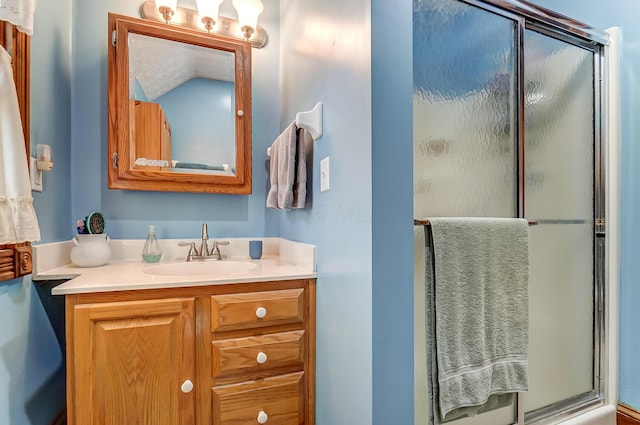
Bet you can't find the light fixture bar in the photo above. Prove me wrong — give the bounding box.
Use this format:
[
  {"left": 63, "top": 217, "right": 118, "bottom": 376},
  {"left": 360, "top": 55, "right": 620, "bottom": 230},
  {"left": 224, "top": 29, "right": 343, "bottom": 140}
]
[{"left": 140, "top": 0, "right": 267, "bottom": 48}]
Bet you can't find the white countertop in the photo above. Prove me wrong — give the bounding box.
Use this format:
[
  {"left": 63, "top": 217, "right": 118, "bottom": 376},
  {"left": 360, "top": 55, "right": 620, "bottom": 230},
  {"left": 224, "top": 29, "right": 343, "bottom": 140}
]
[{"left": 33, "top": 237, "right": 317, "bottom": 295}]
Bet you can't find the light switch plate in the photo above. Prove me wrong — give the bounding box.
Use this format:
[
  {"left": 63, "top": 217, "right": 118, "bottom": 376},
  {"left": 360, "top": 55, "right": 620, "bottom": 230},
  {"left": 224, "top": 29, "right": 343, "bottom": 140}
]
[
  {"left": 320, "top": 157, "right": 330, "bottom": 192},
  {"left": 30, "top": 157, "right": 42, "bottom": 192}
]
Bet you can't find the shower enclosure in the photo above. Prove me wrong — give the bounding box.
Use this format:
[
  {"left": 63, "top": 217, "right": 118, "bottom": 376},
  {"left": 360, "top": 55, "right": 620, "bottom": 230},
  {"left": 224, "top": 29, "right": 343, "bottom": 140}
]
[{"left": 413, "top": 0, "right": 613, "bottom": 424}]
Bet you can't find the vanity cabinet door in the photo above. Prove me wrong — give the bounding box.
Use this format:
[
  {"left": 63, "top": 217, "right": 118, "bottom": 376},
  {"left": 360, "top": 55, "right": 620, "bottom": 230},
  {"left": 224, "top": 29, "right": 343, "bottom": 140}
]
[{"left": 70, "top": 297, "right": 196, "bottom": 425}]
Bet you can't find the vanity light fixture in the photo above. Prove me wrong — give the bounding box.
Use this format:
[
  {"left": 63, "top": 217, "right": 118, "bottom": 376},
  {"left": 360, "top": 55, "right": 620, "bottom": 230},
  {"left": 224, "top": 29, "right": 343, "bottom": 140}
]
[
  {"left": 231, "top": 0, "right": 263, "bottom": 40},
  {"left": 142, "top": 0, "right": 267, "bottom": 48},
  {"left": 154, "top": 0, "right": 178, "bottom": 23},
  {"left": 195, "top": 0, "right": 223, "bottom": 32}
]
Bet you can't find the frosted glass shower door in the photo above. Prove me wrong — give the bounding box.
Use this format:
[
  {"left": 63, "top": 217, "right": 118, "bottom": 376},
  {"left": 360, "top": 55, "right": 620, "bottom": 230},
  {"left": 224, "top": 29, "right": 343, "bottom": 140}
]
[
  {"left": 413, "top": 1, "right": 605, "bottom": 424},
  {"left": 413, "top": 1, "right": 519, "bottom": 424},
  {"left": 523, "top": 29, "right": 598, "bottom": 417},
  {"left": 413, "top": 0, "right": 518, "bottom": 219}
]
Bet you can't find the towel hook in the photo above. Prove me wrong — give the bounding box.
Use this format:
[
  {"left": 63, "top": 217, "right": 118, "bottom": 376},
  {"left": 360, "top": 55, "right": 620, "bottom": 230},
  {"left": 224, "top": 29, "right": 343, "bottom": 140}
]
[
  {"left": 267, "top": 102, "right": 324, "bottom": 157},
  {"left": 295, "top": 102, "right": 323, "bottom": 141}
]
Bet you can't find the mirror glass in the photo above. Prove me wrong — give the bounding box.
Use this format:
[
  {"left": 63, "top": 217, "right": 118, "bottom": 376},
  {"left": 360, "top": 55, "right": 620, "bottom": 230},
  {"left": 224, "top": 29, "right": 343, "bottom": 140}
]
[
  {"left": 128, "top": 34, "right": 236, "bottom": 175},
  {"left": 108, "top": 13, "right": 252, "bottom": 194}
]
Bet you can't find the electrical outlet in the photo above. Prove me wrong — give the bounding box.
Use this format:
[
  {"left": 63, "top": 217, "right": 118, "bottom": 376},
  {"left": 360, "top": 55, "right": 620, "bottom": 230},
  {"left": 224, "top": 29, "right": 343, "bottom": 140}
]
[
  {"left": 320, "top": 157, "right": 330, "bottom": 192},
  {"left": 30, "top": 157, "right": 42, "bottom": 192}
]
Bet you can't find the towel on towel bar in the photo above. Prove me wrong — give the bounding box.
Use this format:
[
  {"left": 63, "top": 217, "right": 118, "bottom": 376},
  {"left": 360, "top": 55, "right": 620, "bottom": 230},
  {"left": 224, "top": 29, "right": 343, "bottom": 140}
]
[
  {"left": 424, "top": 217, "right": 529, "bottom": 423},
  {"left": 266, "top": 122, "right": 306, "bottom": 210}
]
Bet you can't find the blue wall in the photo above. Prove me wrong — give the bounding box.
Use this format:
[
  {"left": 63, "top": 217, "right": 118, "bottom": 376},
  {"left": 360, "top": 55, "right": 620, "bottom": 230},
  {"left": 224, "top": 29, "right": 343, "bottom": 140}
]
[
  {"left": 371, "top": 1, "right": 415, "bottom": 424},
  {"left": 30, "top": 0, "right": 72, "bottom": 242},
  {"left": 157, "top": 78, "right": 235, "bottom": 166},
  {"left": 278, "top": 0, "right": 373, "bottom": 423}
]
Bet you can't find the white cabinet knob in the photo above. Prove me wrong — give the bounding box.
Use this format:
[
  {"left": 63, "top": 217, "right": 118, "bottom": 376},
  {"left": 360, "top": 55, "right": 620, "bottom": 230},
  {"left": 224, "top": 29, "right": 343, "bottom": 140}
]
[
  {"left": 237, "top": 109, "right": 244, "bottom": 116},
  {"left": 255, "top": 307, "right": 267, "bottom": 319},
  {"left": 257, "top": 410, "right": 268, "bottom": 424},
  {"left": 256, "top": 352, "right": 268, "bottom": 364},
  {"left": 181, "top": 379, "right": 194, "bottom": 394}
]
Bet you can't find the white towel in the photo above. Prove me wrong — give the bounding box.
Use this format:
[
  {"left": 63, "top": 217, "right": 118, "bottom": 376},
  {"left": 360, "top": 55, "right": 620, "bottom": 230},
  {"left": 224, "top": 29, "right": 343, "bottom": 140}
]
[
  {"left": 425, "top": 217, "right": 529, "bottom": 422},
  {"left": 0, "top": 45, "right": 40, "bottom": 244},
  {"left": 0, "top": 0, "right": 36, "bottom": 36},
  {"left": 266, "top": 122, "right": 306, "bottom": 210}
]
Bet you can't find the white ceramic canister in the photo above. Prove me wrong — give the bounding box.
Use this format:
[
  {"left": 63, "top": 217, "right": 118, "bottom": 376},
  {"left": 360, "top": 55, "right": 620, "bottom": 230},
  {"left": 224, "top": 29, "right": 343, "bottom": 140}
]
[{"left": 70, "top": 234, "right": 111, "bottom": 267}]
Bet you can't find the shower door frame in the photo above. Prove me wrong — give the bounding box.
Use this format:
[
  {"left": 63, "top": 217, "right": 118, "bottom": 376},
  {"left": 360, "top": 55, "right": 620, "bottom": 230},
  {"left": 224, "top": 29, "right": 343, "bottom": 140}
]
[{"left": 447, "top": 1, "right": 608, "bottom": 424}]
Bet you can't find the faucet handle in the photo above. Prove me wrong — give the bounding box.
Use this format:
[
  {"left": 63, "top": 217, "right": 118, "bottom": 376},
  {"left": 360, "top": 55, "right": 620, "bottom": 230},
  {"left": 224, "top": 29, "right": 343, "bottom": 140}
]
[
  {"left": 211, "top": 240, "right": 230, "bottom": 251},
  {"left": 211, "top": 240, "right": 230, "bottom": 260},
  {"left": 178, "top": 241, "right": 197, "bottom": 261}
]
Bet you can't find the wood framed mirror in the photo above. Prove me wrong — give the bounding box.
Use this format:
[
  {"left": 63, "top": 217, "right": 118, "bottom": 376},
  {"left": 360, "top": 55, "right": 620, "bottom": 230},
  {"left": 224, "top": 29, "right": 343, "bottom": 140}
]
[{"left": 108, "top": 13, "right": 252, "bottom": 194}]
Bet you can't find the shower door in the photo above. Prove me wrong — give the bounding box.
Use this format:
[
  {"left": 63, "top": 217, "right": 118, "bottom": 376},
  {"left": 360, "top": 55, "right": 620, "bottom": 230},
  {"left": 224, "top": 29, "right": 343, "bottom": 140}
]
[{"left": 413, "top": 0, "right": 606, "bottom": 424}]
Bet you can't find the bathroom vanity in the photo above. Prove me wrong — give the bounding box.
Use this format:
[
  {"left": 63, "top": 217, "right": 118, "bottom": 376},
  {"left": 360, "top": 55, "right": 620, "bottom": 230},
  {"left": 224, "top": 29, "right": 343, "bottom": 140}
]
[
  {"left": 66, "top": 278, "right": 314, "bottom": 425},
  {"left": 33, "top": 238, "right": 316, "bottom": 425}
]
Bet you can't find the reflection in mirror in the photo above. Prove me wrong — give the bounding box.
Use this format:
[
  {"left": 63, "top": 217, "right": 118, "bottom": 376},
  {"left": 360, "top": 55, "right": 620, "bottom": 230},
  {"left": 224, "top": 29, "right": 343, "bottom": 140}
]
[
  {"left": 128, "top": 33, "right": 237, "bottom": 175},
  {"left": 108, "top": 13, "right": 252, "bottom": 194}
]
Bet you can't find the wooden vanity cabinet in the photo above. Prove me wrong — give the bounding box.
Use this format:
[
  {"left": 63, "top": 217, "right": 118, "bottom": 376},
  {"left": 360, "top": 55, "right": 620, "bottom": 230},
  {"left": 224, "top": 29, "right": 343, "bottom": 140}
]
[{"left": 65, "top": 279, "right": 315, "bottom": 425}]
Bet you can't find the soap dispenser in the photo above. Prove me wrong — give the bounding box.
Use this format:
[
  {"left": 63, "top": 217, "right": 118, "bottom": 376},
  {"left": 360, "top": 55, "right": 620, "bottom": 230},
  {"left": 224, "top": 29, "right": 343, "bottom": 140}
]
[{"left": 142, "top": 225, "right": 162, "bottom": 263}]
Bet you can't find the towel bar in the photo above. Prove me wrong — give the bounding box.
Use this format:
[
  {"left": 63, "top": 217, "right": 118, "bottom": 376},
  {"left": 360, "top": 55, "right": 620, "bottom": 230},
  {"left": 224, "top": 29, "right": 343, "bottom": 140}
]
[
  {"left": 414, "top": 218, "right": 538, "bottom": 226},
  {"left": 267, "top": 102, "right": 324, "bottom": 157}
]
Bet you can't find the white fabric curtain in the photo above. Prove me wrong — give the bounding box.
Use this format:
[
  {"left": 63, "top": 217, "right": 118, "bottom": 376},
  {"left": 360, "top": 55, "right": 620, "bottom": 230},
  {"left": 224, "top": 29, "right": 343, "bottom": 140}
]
[
  {"left": 0, "top": 45, "right": 40, "bottom": 244},
  {"left": 0, "top": 0, "right": 36, "bottom": 35}
]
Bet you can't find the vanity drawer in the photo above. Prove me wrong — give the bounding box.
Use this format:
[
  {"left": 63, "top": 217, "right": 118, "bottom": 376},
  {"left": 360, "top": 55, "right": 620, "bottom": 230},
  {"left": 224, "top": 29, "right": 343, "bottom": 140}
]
[
  {"left": 212, "top": 330, "right": 304, "bottom": 378},
  {"left": 212, "top": 372, "right": 304, "bottom": 424},
  {"left": 210, "top": 289, "right": 304, "bottom": 332}
]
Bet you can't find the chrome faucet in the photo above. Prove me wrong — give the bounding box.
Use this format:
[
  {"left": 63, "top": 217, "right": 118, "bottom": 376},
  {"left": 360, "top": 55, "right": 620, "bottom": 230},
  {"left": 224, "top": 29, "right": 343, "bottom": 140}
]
[
  {"left": 200, "top": 223, "right": 210, "bottom": 257},
  {"left": 177, "top": 223, "right": 229, "bottom": 261}
]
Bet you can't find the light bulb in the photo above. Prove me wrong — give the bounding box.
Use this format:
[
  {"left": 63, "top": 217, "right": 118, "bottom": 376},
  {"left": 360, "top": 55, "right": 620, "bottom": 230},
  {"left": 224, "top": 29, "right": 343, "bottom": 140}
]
[
  {"left": 196, "top": 0, "right": 223, "bottom": 32},
  {"left": 232, "top": 0, "right": 264, "bottom": 39}
]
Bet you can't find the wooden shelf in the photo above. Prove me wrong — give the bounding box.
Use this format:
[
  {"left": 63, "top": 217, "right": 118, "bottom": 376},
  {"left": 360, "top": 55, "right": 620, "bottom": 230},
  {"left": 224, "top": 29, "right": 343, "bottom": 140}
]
[{"left": 0, "top": 243, "right": 33, "bottom": 282}]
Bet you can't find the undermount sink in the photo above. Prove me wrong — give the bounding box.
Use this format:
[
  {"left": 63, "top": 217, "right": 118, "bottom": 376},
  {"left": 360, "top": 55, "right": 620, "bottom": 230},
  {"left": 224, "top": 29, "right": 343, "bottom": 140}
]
[{"left": 144, "top": 260, "right": 257, "bottom": 276}]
